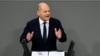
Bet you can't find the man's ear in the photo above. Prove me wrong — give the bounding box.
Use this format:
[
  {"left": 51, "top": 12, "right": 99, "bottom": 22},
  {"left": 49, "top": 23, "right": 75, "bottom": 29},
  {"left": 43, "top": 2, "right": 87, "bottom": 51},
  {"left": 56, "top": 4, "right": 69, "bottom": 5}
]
[{"left": 37, "top": 11, "right": 40, "bottom": 16}]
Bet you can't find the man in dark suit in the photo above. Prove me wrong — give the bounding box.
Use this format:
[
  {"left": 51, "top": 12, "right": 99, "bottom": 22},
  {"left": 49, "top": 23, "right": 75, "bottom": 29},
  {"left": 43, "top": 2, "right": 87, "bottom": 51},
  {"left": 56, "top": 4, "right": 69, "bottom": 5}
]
[{"left": 20, "top": 2, "right": 67, "bottom": 51}]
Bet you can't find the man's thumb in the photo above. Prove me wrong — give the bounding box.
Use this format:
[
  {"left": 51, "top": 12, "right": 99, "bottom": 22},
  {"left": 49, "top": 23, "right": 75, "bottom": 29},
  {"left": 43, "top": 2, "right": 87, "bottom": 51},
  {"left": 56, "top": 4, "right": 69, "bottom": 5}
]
[
  {"left": 31, "top": 31, "right": 34, "bottom": 34},
  {"left": 54, "top": 28, "right": 57, "bottom": 32}
]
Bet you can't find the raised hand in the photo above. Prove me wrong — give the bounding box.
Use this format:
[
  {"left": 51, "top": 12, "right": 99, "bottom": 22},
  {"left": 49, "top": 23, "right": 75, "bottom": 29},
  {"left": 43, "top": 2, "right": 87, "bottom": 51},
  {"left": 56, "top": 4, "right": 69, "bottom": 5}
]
[
  {"left": 26, "top": 31, "right": 34, "bottom": 41},
  {"left": 54, "top": 28, "right": 62, "bottom": 39}
]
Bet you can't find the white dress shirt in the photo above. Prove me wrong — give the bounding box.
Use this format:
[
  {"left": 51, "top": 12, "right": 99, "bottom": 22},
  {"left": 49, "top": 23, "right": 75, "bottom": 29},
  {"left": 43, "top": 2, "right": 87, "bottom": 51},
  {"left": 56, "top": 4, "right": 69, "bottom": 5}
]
[{"left": 39, "top": 18, "right": 49, "bottom": 38}]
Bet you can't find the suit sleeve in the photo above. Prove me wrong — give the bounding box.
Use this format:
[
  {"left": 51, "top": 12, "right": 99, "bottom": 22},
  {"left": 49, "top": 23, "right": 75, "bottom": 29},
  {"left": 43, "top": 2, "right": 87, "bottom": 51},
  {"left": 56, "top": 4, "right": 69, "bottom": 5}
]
[
  {"left": 20, "top": 22, "right": 32, "bottom": 43},
  {"left": 57, "top": 20, "right": 67, "bottom": 42}
]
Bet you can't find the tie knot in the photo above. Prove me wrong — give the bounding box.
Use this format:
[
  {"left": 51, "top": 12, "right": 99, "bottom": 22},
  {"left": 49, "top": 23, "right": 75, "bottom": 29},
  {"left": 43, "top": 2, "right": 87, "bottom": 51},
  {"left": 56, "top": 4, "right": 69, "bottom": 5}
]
[{"left": 43, "top": 22, "right": 46, "bottom": 25}]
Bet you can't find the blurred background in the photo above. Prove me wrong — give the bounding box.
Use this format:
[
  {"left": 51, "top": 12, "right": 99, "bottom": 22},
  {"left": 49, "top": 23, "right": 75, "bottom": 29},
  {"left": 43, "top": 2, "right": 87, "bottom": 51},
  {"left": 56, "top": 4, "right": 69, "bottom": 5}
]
[{"left": 0, "top": 0, "right": 100, "bottom": 56}]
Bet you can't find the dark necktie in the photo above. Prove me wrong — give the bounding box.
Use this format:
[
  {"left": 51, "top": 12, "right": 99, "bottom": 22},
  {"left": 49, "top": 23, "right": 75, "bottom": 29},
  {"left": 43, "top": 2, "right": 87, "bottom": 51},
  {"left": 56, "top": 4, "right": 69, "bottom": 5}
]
[{"left": 43, "top": 22, "right": 47, "bottom": 42}]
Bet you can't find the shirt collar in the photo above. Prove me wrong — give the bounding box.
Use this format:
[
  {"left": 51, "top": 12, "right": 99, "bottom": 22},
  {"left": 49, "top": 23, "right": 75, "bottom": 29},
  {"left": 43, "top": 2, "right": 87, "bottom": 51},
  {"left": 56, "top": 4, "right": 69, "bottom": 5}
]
[{"left": 39, "top": 17, "right": 49, "bottom": 25}]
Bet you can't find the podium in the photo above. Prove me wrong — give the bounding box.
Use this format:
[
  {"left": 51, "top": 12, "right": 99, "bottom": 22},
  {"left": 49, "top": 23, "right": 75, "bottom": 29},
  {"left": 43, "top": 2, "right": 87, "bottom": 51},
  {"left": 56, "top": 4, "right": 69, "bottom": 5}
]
[
  {"left": 21, "top": 39, "right": 75, "bottom": 56},
  {"left": 31, "top": 51, "right": 66, "bottom": 56}
]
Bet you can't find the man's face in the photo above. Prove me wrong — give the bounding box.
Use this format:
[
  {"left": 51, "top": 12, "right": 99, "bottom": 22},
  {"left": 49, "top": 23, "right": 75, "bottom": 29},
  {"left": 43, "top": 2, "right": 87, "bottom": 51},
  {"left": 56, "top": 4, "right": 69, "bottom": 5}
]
[{"left": 37, "top": 4, "right": 51, "bottom": 21}]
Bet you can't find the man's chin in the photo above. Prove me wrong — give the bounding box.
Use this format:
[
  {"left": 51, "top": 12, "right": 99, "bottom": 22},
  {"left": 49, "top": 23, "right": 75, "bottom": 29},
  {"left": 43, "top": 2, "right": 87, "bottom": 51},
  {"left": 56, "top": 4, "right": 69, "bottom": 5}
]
[{"left": 44, "top": 17, "right": 50, "bottom": 21}]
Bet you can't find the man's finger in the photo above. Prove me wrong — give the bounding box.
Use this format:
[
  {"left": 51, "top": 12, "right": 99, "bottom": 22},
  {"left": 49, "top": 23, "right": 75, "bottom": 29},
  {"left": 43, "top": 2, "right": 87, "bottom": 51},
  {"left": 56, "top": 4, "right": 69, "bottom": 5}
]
[
  {"left": 58, "top": 28, "right": 61, "bottom": 31},
  {"left": 27, "top": 32, "right": 31, "bottom": 35},
  {"left": 54, "top": 28, "right": 57, "bottom": 32},
  {"left": 31, "top": 31, "right": 34, "bottom": 37},
  {"left": 31, "top": 31, "right": 34, "bottom": 34}
]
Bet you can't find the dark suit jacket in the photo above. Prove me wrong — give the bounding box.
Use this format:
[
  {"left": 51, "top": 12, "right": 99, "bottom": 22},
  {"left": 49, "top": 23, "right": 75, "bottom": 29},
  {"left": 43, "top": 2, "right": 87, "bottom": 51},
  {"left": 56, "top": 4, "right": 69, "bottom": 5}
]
[{"left": 20, "top": 17, "right": 67, "bottom": 51}]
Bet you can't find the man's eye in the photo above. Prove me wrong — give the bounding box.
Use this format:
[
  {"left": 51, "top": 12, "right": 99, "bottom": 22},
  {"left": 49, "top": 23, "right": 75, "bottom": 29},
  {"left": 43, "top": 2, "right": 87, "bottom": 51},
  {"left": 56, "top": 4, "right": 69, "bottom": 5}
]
[
  {"left": 48, "top": 10, "right": 50, "bottom": 12},
  {"left": 44, "top": 11, "right": 47, "bottom": 13}
]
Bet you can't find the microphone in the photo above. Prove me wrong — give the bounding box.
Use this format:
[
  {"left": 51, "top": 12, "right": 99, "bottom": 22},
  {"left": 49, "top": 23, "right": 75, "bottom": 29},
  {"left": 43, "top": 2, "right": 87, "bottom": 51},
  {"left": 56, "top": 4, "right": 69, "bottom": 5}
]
[{"left": 21, "top": 39, "right": 31, "bottom": 56}]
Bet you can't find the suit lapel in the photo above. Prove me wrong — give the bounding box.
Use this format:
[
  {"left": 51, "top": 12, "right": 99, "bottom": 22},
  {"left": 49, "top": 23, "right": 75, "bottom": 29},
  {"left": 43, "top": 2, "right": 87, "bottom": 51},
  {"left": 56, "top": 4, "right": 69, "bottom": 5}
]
[
  {"left": 36, "top": 18, "right": 43, "bottom": 40},
  {"left": 48, "top": 18, "right": 53, "bottom": 40}
]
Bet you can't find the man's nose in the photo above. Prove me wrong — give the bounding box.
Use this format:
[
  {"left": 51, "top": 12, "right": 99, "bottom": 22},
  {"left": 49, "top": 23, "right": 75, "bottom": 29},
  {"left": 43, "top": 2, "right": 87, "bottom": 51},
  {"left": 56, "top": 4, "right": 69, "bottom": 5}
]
[{"left": 46, "top": 11, "right": 50, "bottom": 15}]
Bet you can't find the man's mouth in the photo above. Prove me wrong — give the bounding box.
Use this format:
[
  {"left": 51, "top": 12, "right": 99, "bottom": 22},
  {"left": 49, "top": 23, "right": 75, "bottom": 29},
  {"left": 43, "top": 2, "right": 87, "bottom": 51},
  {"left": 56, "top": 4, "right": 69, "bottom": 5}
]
[{"left": 46, "top": 15, "right": 50, "bottom": 17}]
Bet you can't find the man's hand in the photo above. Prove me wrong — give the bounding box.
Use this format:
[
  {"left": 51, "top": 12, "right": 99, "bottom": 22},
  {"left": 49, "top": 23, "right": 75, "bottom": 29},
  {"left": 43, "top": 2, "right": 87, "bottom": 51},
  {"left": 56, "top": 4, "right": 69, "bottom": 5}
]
[
  {"left": 26, "top": 31, "right": 34, "bottom": 41},
  {"left": 54, "top": 28, "right": 62, "bottom": 39}
]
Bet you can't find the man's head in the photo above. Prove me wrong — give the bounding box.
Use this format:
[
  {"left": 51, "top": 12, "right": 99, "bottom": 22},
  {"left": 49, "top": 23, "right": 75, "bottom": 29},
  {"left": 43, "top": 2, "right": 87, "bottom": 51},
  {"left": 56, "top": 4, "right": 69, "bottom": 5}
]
[{"left": 37, "top": 2, "right": 51, "bottom": 21}]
